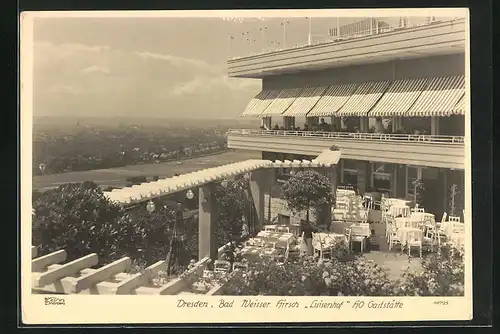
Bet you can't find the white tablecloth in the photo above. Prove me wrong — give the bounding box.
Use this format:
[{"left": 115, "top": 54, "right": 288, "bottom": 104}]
[
  {"left": 410, "top": 212, "right": 435, "bottom": 224},
  {"left": 394, "top": 217, "right": 421, "bottom": 229},
  {"left": 448, "top": 232, "right": 465, "bottom": 250},
  {"left": 396, "top": 227, "right": 423, "bottom": 245}
]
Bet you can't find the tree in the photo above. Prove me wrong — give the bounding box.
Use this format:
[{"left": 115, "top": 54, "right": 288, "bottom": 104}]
[
  {"left": 32, "top": 182, "right": 126, "bottom": 265},
  {"left": 281, "top": 169, "right": 333, "bottom": 224},
  {"left": 213, "top": 178, "right": 248, "bottom": 247}
]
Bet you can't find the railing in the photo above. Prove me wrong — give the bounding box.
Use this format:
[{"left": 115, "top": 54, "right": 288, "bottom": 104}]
[
  {"left": 227, "top": 129, "right": 465, "bottom": 144},
  {"left": 229, "top": 17, "right": 462, "bottom": 61}
]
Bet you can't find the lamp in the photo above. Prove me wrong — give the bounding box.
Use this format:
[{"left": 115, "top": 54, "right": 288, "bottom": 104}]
[
  {"left": 243, "top": 172, "right": 251, "bottom": 181},
  {"left": 186, "top": 189, "right": 195, "bottom": 200},
  {"left": 221, "top": 179, "right": 229, "bottom": 188},
  {"left": 146, "top": 200, "right": 155, "bottom": 213},
  {"left": 39, "top": 163, "right": 46, "bottom": 173},
  {"left": 290, "top": 170, "right": 295, "bottom": 176}
]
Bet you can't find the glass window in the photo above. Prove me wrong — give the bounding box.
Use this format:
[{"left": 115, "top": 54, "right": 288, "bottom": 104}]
[
  {"left": 407, "top": 166, "right": 419, "bottom": 196},
  {"left": 343, "top": 170, "right": 358, "bottom": 187},
  {"left": 373, "top": 173, "right": 391, "bottom": 193},
  {"left": 343, "top": 159, "right": 358, "bottom": 170}
]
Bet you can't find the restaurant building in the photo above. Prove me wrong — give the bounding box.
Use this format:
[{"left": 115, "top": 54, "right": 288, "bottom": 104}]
[{"left": 226, "top": 17, "right": 467, "bottom": 217}]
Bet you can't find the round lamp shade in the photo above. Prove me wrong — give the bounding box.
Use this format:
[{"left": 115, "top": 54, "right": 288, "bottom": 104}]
[{"left": 146, "top": 200, "right": 156, "bottom": 213}]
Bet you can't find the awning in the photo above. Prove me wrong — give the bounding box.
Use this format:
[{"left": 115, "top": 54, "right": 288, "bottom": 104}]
[
  {"left": 337, "top": 81, "right": 390, "bottom": 116},
  {"left": 282, "top": 86, "right": 328, "bottom": 117},
  {"left": 241, "top": 90, "right": 281, "bottom": 117},
  {"left": 369, "top": 78, "right": 429, "bottom": 117},
  {"left": 406, "top": 75, "right": 465, "bottom": 116},
  {"left": 260, "top": 88, "right": 304, "bottom": 116},
  {"left": 452, "top": 93, "right": 466, "bottom": 115},
  {"left": 307, "top": 83, "right": 357, "bottom": 117}
]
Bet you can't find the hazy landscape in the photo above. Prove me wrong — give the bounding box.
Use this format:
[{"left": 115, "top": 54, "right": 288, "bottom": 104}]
[{"left": 32, "top": 116, "right": 260, "bottom": 190}]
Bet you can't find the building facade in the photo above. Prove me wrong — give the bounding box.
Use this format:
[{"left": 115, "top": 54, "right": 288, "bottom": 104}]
[{"left": 226, "top": 17, "right": 467, "bottom": 218}]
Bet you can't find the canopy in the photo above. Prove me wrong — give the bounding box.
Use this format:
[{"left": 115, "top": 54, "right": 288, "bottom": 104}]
[
  {"left": 282, "top": 86, "right": 327, "bottom": 117},
  {"left": 369, "top": 78, "right": 429, "bottom": 117},
  {"left": 240, "top": 90, "right": 281, "bottom": 117},
  {"left": 405, "top": 75, "right": 465, "bottom": 117},
  {"left": 307, "top": 83, "right": 357, "bottom": 117},
  {"left": 337, "top": 81, "right": 390, "bottom": 116},
  {"left": 260, "top": 88, "right": 304, "bottom": 116}
]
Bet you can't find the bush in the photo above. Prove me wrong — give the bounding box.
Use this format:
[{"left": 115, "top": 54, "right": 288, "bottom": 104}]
[
  {"left": 398, "top": 244, "right": 465, "bottom": 296},
  {"left": 224, "top": 246, "right": 398, "bottom": 296},
  {"left": 32, "top": 182, "right": 126, "bottom": 265}
]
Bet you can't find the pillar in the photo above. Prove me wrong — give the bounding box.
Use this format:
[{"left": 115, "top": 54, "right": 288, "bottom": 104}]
[
  {"left": 443, "top": 169, "right": 448, "bottom": 214},
  {"left": 318, "top": 165, "right": 337, "bottom": 229},
  {"left": 356, "top": 161, "right": 370, "bottom": 195},
  {"left": 198, "top": 184, "right": 218, "bottom": 261},
  {"left": 391, "top": 164, "right": 398, "bottom": 197},
  {"left": 431, "top": 117, "right": 439, "bottom": 135},
  {"left": 360, "top": 117, "right": 369, "bottom": 132},
  {"left": 249, "top": 169, "right": 269, "bottom": 232}
]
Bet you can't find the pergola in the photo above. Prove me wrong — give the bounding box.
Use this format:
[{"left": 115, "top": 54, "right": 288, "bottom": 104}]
[{"left": 103, "top": 148, "right": 341, "bottom": 262}]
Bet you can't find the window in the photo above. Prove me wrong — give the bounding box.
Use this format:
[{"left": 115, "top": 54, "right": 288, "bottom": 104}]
[
  {"left": 406, "top": 166, "right": 422, "bottom": 197},
  {"left": 372, "top": 163, "right": 392, "bottom": 193},
  {"left": 343, "top": 170, "right": 358, "bottom": 187}
]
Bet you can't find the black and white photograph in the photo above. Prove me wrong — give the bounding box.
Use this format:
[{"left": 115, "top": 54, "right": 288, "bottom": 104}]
[{"left": 21, "top": 9, "right": 471, "bottom": 324}]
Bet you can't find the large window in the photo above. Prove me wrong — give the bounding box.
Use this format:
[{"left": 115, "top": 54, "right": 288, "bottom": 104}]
[
  {"left": 341, "top": 159, "right": 358, "bottom": 186},
  {"left": 406, "top": 166, "right": 422, "bottom": 197},
  {"left": 371, "top": 163, "right": 392, "bottom": 193}
]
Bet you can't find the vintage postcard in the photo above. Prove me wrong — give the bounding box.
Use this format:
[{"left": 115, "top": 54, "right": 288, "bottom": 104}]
[{"left": 21, "top": 8, "right": 472, "bottom": 324}]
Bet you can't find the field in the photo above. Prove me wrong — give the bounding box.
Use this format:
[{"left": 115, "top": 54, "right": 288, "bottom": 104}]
[{"left": 33, "top": 149, "right": 262, "bottom": 191}]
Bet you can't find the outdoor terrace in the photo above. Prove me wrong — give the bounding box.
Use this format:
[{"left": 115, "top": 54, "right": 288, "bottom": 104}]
[
  {"left": 228, "top": 18, "right": 465, "bottom": 78},
  {"left": 227, "top": 129, "right": 466, "bottom": 170}
]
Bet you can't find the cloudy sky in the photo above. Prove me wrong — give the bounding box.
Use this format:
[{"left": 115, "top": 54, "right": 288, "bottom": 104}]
[{"left": 31, "top": 14, "right": 445, "bottom": 119}]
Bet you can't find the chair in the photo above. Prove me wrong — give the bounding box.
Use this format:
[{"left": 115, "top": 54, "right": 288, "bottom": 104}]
[
  {"left": 264, "top": 225, "right": 277, "bottom": 232},
  {"left": 276, "top": 246, "right": 290, "bottom": 266},
  {"left": 423, "top": 225, "right": 441, "bottom": 252},
  {"left": 448, "top": 216, "right": 461, "bottom": 223},
  {"left": 407, "top": 230, "right": 423, "bottom": 258},
  {"left": 276, "top": 226, "right": 290, "bottom": 233},
  {"left": 203, "top": 270, "right": 215, "bottom": 279},
  {"left": 214, "top": 260, "right": 231, "bottom": 273},
  {"left": 232, "top": 262, "right": 248, "bottom": 271},
  {"left": 412, "top": 207, "right": 425, "bottom": 213},
  {"left": 345, "top": 227, "right": 365, "bottom": 253},
  {"left": 388, "top": 226, "right": 403, "bottom": 252}
]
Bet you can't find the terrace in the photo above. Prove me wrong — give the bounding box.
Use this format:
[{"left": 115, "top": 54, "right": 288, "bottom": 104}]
[
  {"left": 228, "top": 17, "right": 465, "bottom": 78},
  {"left": 31, "top": 148, "right": 465, "bottom": 295}
]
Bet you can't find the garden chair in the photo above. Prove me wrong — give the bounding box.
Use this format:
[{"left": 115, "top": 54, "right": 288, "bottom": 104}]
[
  {"left": 276, "top": 226, "right": 290, "bottom": 233},
  {"left": 407, "top": 230, "right": 424, "bottom": 258},
  {"left": 276, "top": 246, "right": 290, "bottom": 266},
  {"left": 388, "top": 226, "right": 403, "bottom": 252},
  {"left": 412, "top": 207, "right": 425, "bottom": 213},
  {"left": 214, "top": 260, "right": 231, "bottom": 274},
  {"left": 423, "top": 226, "right": 441, "bottom": 252},
  {"left": 203, "top": 270, "right": 215, "bottom": 279},
  {"left": 232, "top": 262, "right": 248, "bottom": 271},
  {"left": 448, "top": 216, "right": 461, "bottom": 223},
  {"left": 264, "top": 225, "right": 277, "bottom": 232}
]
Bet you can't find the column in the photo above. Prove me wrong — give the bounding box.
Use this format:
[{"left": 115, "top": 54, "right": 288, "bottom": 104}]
[
  {"left": 318, "top": 166, "right": 337, "bottom": 229},
  {"left": 249, "top": 169, "right": 269, "bottom": 232},
  {"left": 391, "top": 164, "right": 398, "bottom": 197},
  {"left": 198, "top": 184, "right": 218, "bottom": 261},
  {"left": 442, "top": 169, "right": 448, "bottom": 214},
  {"left": 431, "top": 117, "right": 439, "bottom": 135},
  {"left": 360, "top": 117, "right": 369, "bottom": 132},
  {"left": 356, "top": 161, "right": 369, "bottom": 195}
]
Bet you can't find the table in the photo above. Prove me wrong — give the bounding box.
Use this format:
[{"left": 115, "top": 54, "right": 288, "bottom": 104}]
[
  {"left": 441, "top": 222, "right": 465, "bottom": 237},
  {"left": 410, "top": 212, "right": 435, "bottom": 224},
  {"left": 240, "top": 246, "right": 278, "bottom": 261},
  {"left": 394, "top": 217, "right": 421, "bottom": 229},
  {"left": 256, "top": 231, "right": 296, "bottom": 248},
  {"left": 396, "top": 227, "right": 423, "bottom": 245},
  {"left": 350, "top": 224, "right": 371, "bottom": 237},
  {"left": 448, "top": 232, "right": 465, "bottom": 250}
]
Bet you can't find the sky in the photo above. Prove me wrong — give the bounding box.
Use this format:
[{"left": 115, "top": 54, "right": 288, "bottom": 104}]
[{"left": 31, "top": 14, "right": 450, "bottom": 119}]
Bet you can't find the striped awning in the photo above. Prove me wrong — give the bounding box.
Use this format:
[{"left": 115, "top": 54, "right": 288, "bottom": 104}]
[
  {"left": 260, "top": 88, "right": 303, "bottom": 116},
  {"left": 452, "top": 94, "right": 466, "bottom": 115},
  {"left": 369, "top": 78, "right": 429, "bottom": 117},
  {"left": 337, "top": 81, "right": 390, "bottom": 116},
  {"left": 307, "top": 83, "right": 357, "bottom": 117},
  {"left": 406, "top": 75, "right": 465, "bottom": 116},
  {"left": 282, "top": 86, "right": 328, "bottom": 117},
  {"left": 241, "top": 90, "right": 281, "bottom": 117}
]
